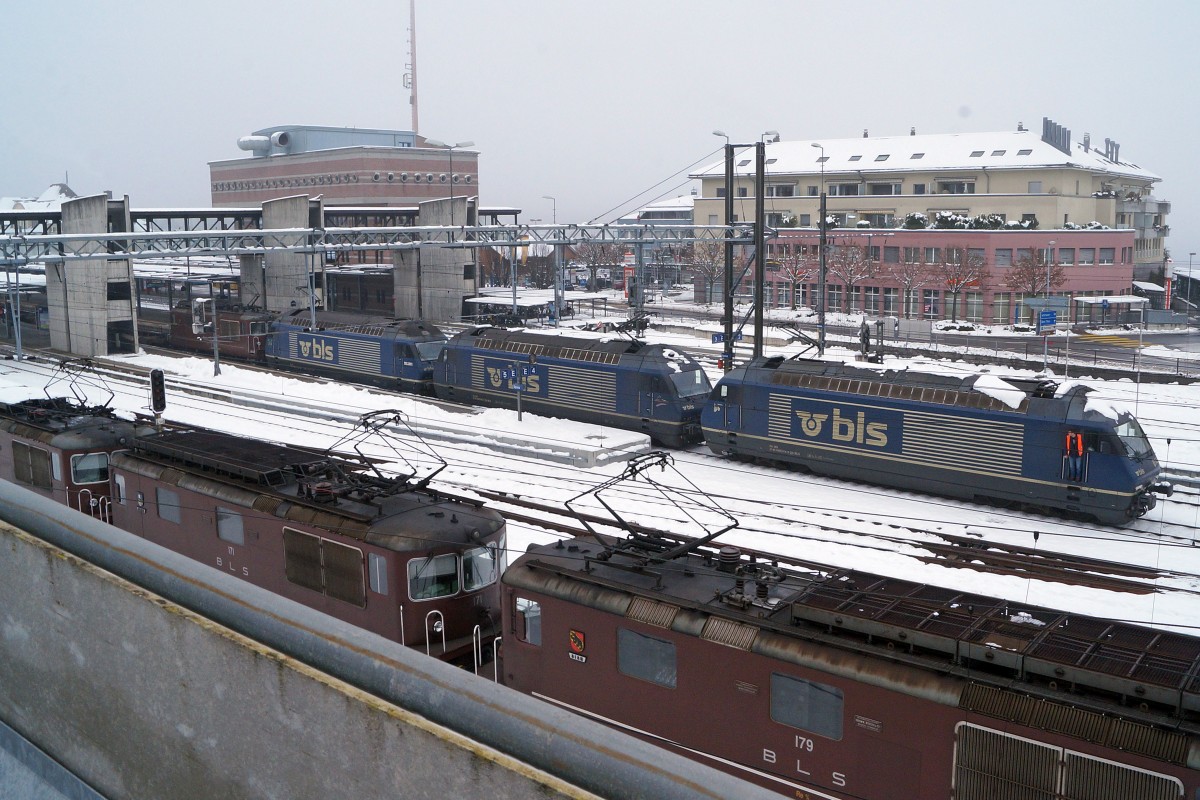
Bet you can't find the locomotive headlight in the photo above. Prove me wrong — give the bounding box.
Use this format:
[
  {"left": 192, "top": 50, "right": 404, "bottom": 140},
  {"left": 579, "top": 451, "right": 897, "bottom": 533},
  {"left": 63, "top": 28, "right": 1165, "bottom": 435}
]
[{"left": 432, "top": 620, "right": 444, "bottom": 634}]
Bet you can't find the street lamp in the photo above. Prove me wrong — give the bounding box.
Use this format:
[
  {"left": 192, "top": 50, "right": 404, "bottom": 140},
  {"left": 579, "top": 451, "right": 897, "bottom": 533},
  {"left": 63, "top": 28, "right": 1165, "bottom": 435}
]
[
  {"left": 811, "top": 143, "right": 827, "bottom": 355},
  {"left": 423, "top": 138, "right": 474, "bottom": 225},
  {"left": 543, "top": 195, "right": 560, "bottom": 326}
]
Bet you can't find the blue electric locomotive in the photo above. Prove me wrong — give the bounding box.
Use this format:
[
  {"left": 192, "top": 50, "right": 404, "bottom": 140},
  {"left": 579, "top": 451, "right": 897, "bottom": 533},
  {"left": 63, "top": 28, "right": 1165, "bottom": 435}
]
[
  {"left": 432, "top": 326, "right": 712, "bottom": 448},
  {"left": 264, "top": 309, "right": 447, "bottom": 394},
  {"left": 702, "top": 356, "right": 1172, "bottom": 525}
]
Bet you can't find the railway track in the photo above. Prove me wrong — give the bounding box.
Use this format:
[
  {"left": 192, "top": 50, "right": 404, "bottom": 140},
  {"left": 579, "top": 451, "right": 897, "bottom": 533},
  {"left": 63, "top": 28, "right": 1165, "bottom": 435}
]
[{"left": 475, "top": 488, "right": 1189, "bottom": 597}]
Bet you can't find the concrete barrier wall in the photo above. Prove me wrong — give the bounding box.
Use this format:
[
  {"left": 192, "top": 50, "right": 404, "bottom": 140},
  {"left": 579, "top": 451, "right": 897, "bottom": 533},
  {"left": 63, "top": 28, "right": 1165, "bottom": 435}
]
[
  {"left": 0, "top": 523, "right": 589, "bottom": 800},
  {"left": 0, "top": 482, "right": 776, "bottom": 800}
]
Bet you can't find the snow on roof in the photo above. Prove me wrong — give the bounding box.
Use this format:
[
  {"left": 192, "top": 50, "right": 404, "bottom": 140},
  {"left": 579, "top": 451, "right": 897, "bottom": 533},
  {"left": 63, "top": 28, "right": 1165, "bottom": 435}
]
[
  {"left": 970, "top": 374, "right": 1024, "bottom": 409},
  {"left": 0, "top": 183, "right": 78, "bottom": 212},
  {"left": 1132, "top": 281, "right": 1165, "bottom": 292},
  {"left": 690, "top": 129, "right": 1160, "bottom": 182}
]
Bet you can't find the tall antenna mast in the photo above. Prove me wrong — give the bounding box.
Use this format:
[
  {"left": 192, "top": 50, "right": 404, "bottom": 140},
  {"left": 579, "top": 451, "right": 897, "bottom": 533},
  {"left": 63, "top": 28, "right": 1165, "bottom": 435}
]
[{"left": 406, "top": 0, "right": 419, "bottom": 134}]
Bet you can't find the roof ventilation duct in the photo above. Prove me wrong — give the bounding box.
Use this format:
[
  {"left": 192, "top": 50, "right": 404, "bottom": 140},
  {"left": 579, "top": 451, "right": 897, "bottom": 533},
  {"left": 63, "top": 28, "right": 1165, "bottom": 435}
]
[
  {"left": 270, "top": 131, "right": 291, "bottom": 151},
  {"left": 237, "top": 135, "right": 271, "bottom": 156}
]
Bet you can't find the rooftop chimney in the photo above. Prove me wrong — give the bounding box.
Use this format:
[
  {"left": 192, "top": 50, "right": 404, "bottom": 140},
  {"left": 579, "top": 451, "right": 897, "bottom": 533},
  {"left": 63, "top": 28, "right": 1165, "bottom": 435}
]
[
  {"left": 1017, "top": 121, "right": 1026, "bottom": 132},
  {"left": 863, "top": 129, "right": 868, "bottom": 138},
  {"left": 910, "top": 127, "right": 916, "bottom": 136}
]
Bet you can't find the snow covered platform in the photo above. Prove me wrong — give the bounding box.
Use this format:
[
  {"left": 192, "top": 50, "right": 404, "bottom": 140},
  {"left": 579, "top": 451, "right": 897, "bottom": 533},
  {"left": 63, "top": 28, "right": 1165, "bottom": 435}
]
[{"left": 105, "top": 355, "right": 653, "bottom": 469}]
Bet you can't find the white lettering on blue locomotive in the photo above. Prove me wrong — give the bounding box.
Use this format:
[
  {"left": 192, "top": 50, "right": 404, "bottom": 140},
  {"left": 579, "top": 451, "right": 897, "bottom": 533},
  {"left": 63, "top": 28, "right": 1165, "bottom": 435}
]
[{"left": 298, "top": 337, "right": 335, "bottom": 362}]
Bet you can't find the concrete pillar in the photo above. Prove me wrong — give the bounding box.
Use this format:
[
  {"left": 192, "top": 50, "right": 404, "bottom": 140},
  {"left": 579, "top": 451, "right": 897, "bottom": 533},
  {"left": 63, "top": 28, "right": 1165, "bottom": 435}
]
[
  {"left": 394, "top": 196, "right": 476, "bottom": 321},
  {"left": 261, "top": 195, "right": 322, "bottom": 316},
  {"left": 52, "top": 194, "right": 139, "bottom": 356}
]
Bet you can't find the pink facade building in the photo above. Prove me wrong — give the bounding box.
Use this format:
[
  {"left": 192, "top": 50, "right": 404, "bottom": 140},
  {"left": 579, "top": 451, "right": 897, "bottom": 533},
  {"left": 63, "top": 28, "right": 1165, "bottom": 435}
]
[{"left": 765, "top": 228, "right": 1137, "bottom": 326}]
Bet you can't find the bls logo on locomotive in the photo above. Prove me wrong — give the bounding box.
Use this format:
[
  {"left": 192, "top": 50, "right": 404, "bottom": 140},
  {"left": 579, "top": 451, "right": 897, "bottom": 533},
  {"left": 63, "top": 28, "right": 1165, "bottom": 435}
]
[
  {"left": 795, "top": 407, "right": 888, "bottom": 447},
  {"left": 298, "top": 337, "right": 335, "bottom": 362}
]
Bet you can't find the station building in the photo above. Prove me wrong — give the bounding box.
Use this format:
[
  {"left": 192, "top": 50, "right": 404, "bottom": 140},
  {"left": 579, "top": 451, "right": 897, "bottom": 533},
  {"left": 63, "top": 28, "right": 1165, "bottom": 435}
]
[{"left": 208, "top": 125, "right": 479, "bottom": 208}]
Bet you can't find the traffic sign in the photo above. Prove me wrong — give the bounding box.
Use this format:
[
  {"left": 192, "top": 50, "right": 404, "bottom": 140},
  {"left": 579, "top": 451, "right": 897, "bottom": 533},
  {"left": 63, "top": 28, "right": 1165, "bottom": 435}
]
[{"left": 1038, "top": 309, "right": 1057, "bottom": 335}]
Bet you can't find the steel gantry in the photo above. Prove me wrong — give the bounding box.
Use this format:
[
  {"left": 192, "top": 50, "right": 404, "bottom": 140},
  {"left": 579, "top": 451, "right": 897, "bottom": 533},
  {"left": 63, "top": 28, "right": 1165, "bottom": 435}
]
[{"left": 1, "top": 222, "right": 756, "bottom": 264}]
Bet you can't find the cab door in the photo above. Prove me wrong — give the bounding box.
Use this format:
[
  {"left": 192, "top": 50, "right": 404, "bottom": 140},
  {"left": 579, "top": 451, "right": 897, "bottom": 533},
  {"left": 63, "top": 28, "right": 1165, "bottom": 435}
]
[{"left": 718, "top": 383, "right": 742, "bottom": 429}]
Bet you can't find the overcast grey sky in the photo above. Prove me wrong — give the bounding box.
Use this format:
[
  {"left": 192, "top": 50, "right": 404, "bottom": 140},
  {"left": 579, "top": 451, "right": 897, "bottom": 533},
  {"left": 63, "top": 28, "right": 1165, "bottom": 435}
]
[{"left": 5, "top": 0, "right": 1199, "bottom": 268}]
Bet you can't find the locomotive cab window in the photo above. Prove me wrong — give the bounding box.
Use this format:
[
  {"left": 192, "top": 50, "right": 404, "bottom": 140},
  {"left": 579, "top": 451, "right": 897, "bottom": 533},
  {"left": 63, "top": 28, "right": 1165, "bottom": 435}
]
[
  {"left": 617, "top": 628, "right": 677, "bottom": 689},
  {"left": 1115, "top": 418, "right": 1153, "bottom": 459},
  {"left": 414, "top": 340, "right": 446, "bottom": 362},
  {"left": 770, "top": 673, "right": 844, "bottom": 740},
  {"left": 668, "top": 369, "right": 711, "bottom": 398},
  {"left": 249, "top": 321, "right": 268, "bottom": 336},
  {"left": 515, "top": 597, "right": 541, "bottom": 646},
  {"left": 463, "top": 543, "right": 500, "bottom": 591},
  {"left": 70, "top": 452, "right": 110, "bottom": 485},
  {"left": 408, "top": 553, "right": 460, "bottom": 600}
]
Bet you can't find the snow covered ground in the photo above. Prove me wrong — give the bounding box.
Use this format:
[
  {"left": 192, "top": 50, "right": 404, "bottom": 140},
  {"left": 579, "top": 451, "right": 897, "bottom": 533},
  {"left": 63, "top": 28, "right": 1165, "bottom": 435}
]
[{"left": 3, "top": 323, "right": 1200, "bottom": 638}]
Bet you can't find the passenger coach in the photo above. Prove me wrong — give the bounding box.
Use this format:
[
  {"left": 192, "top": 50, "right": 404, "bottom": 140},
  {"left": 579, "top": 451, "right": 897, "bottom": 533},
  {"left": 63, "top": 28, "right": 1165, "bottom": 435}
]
[
  {"left": 433, "top": 326, "right": 711, "bottom": 448},
  {"left": 702, "top": 356, "right": 1170, "bottom": 524}
]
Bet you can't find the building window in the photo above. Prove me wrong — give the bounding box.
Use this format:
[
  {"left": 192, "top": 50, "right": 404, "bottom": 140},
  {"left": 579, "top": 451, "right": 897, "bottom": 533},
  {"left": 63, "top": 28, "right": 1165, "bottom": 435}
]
[
  {"left": 883, "top": 246, "right": 900, "bottom": 263},
  {"left": 970, "top": 151, "right": 984, "bottom": 157},
  {"left": 995, "top": 248, "right": 1013, "bottom": 267},
  {"left": 1021, "top": 213, "right": 1038, "bottom": 224},
  {"left": 991, "top": 150, "right": 1006, "bottom": 157},
  {"left": 922, "top": 289, "right": 941, "bottom": 318},
  {"left": 883, "top": 288, "right": 899, "bottom": 314},
  {"left": 924, "top": 247, "right": 941, "bottom": 263},
  {"left": 156, "top": 487, "right": 181, "bottom": 524},
  {"left": 807, "top": 186, "right": 819, "bottom": 196},
  {"left": 968, "top": 248, "right": 985, "bottom": 263},
  {"left": 868, "top": 183, "right": 901, "bottom": 196},
  {"left": 848, "top": 155, "right": 862, "bottom": 162},
  {"left": 798, "top": 214, "right": 811, "bottom": 227},
  {"left": 1028, "top": 181, "right": 1042, "bottom": 193},
  {"left": 618, "top": 628, "right": 677, "bottom": 689},
  {"left": 770, "top": 673, "right": 843, "bottom": 740},
  {"left": 1017, "top": 148, "right": 1033, "bottom": 156},
  {"left": 766, "top": 184, "right": 796, "bottom": 197},
  {"left": 874, "top": 154, "right": 890, "bottom": 162},
  {"left": 828, "top": 183, "right": 860, "bottom": 196},
  {"left": 715, "top": 187, "right": 726, "bottom": 198},
  {"left": 865, "top": 213, "right": 894, "bottom": 227},
  {"left": 937, "top": 181, "right": 975, "bottom": 194},
  {"left": 1099, "top": 248, "right": 1115, "bottom": 265},
  {"left": 910, "top": 153, "right": 925, "bottom": 159},
  {"left": 864, "top": 286, "right": 880, "bottom": 314},
  {"left": 708, "top": 214, "right": 719, "bottom": 225},
  {"left": 1016, "top": 248, "right": 1033, "bottom": 263},
  {"left": 912, "top": 183, "right": 926, "bottom": 195},
  {"left": 1079, "top": 248, "right": 1096, "bottom": 265},
  {"left": 737, "top": 187, "right": 748, "bottom": 197}
]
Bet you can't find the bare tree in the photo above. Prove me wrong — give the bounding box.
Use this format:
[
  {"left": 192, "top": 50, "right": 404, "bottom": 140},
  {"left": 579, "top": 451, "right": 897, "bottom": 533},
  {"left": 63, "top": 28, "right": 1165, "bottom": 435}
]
[
  {"left": 689, "top": 240, "right": 724, "bottom": 304},
  {"left": 773, "top": 251, "right": 818, "bottom": 310},
  {"left": 886, "top": 252, "right": 936, "bottom": 319},
  {"left": 572, "top": 241, "right": 625, "bottom": 292},
  {"left": 929, "top": 245, "right": 991, "bottom": 322},
  {"left": 824, "top": 239, "right": 878, "bottom": 314},
  {"left": 1006, "top": 248, "right": 1067, "bottom": 323}
]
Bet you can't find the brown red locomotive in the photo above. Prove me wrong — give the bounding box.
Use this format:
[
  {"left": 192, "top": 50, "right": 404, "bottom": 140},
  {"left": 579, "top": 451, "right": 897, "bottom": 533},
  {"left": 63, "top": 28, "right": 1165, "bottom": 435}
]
[{"left": 502, "top": 526, "right": 1200, "bottom": 799}]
